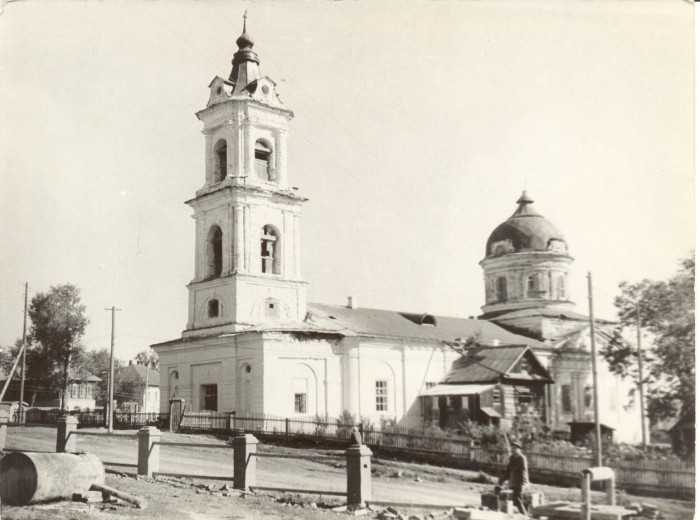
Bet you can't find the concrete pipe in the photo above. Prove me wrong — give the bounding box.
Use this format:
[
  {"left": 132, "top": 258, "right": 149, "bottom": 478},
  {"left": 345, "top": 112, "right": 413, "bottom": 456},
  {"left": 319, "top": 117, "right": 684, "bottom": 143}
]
[{"left": 0, "top": 452, "right": 105, "bottom": 505}]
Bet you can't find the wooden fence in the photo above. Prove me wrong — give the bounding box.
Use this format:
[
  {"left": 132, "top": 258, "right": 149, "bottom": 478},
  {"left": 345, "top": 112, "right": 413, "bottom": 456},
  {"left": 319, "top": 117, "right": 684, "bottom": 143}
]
[{"left": 178, "top": 412, "right": 695, "bottom": 498}]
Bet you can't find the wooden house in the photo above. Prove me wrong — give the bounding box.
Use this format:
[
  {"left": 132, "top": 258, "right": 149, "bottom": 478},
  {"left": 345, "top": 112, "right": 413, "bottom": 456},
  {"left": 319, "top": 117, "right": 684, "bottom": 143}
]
[{"left": 420, "top": 345, "right": 552, "bottom": 430}]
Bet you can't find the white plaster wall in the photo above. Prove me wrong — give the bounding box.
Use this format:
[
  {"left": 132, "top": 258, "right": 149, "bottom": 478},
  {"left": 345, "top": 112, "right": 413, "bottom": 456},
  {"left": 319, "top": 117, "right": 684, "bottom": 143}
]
[
  {"left": 343, "top": 338, "right": 460, "bottom": 427},
  {"left": 261, "top": 333, "right": 341, "bottom": 417}
]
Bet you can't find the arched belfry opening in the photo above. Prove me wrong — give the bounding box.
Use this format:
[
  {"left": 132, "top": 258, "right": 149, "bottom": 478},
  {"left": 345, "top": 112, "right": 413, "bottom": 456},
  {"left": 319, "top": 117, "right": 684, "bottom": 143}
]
[
  {"left": 207, "top": 225, "right": 223, "bottom": 278},
  {"left": 255, "top": 139, "right": 273, "bottom": 181},
  {"left": 261, "top": 225, "right": 280, "bottom": 274},
  {"left": 214, "top": 139, "right": 227, "bottom": 182}
]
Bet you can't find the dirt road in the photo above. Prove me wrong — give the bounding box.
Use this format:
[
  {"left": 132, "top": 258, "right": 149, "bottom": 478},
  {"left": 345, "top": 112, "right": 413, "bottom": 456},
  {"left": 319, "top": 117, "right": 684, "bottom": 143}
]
[{"left": 1, "top": 426, "right": 694, "bottom": 519}]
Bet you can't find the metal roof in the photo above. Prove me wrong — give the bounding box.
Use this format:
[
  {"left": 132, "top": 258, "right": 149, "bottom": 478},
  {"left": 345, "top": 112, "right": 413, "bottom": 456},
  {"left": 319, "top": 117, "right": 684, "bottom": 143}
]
[
  {"left": 419, "top": 383, "right": 495, "bottom": 397},
  {"left": 306, "top": 303, "right": 544, "bottom": 347},
  {"left": 441, "top": 345, "right": 552, "bottom": 384}
]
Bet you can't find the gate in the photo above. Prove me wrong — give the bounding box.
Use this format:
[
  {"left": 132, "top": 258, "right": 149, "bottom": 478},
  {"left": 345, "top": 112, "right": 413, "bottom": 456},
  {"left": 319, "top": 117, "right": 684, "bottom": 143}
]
[{"left": 169, "top": 398, "right": 186, "bottom": 432}]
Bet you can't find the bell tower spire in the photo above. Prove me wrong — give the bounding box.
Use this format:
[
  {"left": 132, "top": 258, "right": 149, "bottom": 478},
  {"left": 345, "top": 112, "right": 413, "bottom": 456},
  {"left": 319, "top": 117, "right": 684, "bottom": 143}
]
[
  {"left": 229, "top": 11, "right": 262, "bottom": 95},
  {"left": 184, "top": 20, "right": 308, "bottom": 337}
]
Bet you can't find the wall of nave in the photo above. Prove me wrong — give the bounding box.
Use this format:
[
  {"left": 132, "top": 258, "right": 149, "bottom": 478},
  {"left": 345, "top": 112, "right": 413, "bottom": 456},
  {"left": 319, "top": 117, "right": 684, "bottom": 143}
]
[{"left": 158, "top": 333, "right": 461, "bottom": 426}]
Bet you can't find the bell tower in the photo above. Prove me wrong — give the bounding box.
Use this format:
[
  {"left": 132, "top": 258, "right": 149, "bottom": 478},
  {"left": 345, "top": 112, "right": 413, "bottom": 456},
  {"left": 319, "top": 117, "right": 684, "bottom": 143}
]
[{"left": 184, "top": 18, "right": 307, "bottom": 337}]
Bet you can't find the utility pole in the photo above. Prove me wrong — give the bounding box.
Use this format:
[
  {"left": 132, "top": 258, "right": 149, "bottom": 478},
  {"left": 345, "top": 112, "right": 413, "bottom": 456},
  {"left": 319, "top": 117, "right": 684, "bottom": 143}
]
[
  {"left": 587, "top": 273, "right": 603, "bottom": 467},
  {"left": 18, "top": 282, "right": 28, "bottom": 424},
  {"left": 636, "top": 302, "right": 647, "bottom": 450},
  {"left": 105, "top": 306, "right": 121, "bottom": 433},
  {"left": 144, "top": 364, "right": 149, "bottom": 413}
]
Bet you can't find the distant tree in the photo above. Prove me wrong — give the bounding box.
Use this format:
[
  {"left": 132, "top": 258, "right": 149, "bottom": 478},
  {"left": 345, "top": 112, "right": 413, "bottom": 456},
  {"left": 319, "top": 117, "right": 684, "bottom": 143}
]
[
  {"left": 27, "top": 284, "right": 89, "bottom": 412},
  {"left": 134, "top": 349, "right": 159, "bottom": 370},
  {"left": 601, "top": 255, "right": 694, "bottom": 423}
]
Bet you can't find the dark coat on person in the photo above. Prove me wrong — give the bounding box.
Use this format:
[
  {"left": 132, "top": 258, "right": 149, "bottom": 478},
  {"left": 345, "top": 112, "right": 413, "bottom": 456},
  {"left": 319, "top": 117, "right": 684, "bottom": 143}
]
[{"left": 500, "top": 451, "right": 529, "bottom": 489}]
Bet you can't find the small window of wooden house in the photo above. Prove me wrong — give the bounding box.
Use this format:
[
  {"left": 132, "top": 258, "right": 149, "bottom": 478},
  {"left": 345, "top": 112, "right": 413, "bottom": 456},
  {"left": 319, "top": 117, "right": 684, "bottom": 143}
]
[
  {"left": 255, "top": 139, "right": 274, "bottom": 181},
  {"left": 561, "top": 384, "right": 572, "bottom": 413},
  {"left": 214, "top": 139, "right": 227, "bottom": 182},
  {"left": 493, "top": 387, "right": 501, "bottom": 405}
]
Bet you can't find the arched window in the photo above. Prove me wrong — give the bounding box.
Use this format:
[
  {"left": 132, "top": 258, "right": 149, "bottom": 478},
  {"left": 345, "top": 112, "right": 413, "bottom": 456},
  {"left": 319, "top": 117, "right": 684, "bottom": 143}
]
[
  {"left": 496, "top": 276, "right": 508, "bottom": 302},
  {"left": 208, "top": 299, "right": 220, "bottom": 318},
  {"left": 207, "top": 225, "right": 223, "bottom": 278},
  {"left": 169, "top": 371, "right": 179, "bottom": 399},
  {"left": 556, "top": 275, "right": 566, "bottom": 300},
  {"left": 526, "top": 273, "right": 540, "bottom": 298},
  {"left": 254, "top": 139, "right": 273, "bottom": 181},
  {"left": 261, "top": 225, "right": 280, "bottom": 274},
  {"left": 214, "top": 139, "right": 227, "bottom": 182}
]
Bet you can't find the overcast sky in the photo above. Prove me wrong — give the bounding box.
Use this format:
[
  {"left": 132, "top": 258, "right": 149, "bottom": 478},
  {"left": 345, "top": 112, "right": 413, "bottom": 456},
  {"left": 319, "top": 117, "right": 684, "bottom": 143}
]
[{"left": 0, "top": 1, "right": 694, "bottom": 362}]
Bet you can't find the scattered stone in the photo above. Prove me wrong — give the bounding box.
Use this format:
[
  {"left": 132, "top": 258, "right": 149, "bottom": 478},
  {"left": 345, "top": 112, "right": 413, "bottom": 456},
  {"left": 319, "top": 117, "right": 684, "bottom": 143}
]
[
  {"left": 387, "top": 506, "right": 401, "bottom": 515},
  {"left": 205, "top": 484, "right": 216, "bottom": 491},
  {"left": 408, "top": 515, "right": 423, "bottom": 520},
  {"left": 414, "top": 477, "right": 422, "bottom": 482},
  {"left": 331, "top": 505, "right": 348, "bottom": 513},
  {"left": 72, "top": 493, "right": 88, "bottom": 503},
  {"left": 309, "top": 502, "right": 318, "bottom": 509}
]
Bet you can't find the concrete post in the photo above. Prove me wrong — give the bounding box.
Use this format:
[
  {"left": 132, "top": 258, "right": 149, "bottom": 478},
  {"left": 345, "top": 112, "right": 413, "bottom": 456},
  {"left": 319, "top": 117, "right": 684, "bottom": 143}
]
[
  {"left": 56, "top": 415, "right": 78, "bottom": 453},
  {"left": 606, "top": 473, "right": 616, "bottom": 506},
  {"left": 581, "top": 473, "right": 591, "bottom": 520},
  {"left": 0, "top": 408, "right": 9, "bottom": 451},
  {"left": 232, "top": 432, "right": 258, "bottom": 490},
  {"left": 138, "top": 426, "right": 161, "bottom": 477},
  {"left": 346, "top": 444, "right": 372, "bottom": 507}
]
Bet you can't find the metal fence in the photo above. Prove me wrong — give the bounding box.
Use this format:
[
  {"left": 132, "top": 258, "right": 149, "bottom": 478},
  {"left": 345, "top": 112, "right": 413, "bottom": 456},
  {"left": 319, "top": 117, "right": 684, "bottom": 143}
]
[{"left": 15, "top": 409, "right": 169, "bottom": 430}]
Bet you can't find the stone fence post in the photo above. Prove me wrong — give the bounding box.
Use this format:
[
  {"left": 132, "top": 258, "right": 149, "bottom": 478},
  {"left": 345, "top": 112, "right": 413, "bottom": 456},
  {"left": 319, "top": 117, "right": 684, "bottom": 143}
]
[
  {"left": 56, "top": 415, "right": 78, "bottom": 453},
  {"left": 138, "top": 426, "right": 161, "bottom": 477},
  {"left": 232, "top": 432, "right": 258, "bottom": 490},
  {"left": 346, "top": 443, "right": 372, "bottom": 507}
]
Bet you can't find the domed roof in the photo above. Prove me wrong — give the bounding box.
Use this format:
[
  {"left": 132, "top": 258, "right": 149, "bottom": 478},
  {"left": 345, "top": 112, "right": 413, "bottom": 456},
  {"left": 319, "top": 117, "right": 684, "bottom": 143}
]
[{"left": 485, "top": 192, "right": 568, "bottom": 258}]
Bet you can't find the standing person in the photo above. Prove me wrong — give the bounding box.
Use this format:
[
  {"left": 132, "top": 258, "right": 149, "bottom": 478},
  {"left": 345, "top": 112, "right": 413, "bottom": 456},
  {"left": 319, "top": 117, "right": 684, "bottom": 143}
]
[{"left": 499, "top": 440, "right": 529, "bottom": 515}]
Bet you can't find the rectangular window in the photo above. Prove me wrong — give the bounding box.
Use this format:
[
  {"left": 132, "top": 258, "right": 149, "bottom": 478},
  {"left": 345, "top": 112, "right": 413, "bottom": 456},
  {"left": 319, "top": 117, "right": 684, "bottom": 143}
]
[
  {"left": 294, "top": 393, "right": 307, "bottom": 414},
  {"left": 200, "top": 384, "right": 218, "bottom": 411},
  {"left": 375, "top": 380, "right": 388, "bottom": 412},
  {"left": 425, "top": 382, "right": 436, "bottom": 390},
  {"left": 493, "top": 387, "right": 501, "bottom": 405},
  {"left": 561, "top": 384, "right": 572, "bottom": 414}
]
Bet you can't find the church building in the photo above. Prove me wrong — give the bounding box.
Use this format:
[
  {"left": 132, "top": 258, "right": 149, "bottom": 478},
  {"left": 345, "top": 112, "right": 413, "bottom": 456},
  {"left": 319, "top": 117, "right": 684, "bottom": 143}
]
[{"left": 152, "top": 23, "right": 643, "bottom": 443}]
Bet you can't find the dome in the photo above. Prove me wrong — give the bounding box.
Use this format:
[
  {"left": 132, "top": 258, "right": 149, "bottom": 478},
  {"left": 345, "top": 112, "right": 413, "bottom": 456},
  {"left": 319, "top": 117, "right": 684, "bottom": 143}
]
[{"left": 485, "top": 192, "right": 568, "bottom": 258}]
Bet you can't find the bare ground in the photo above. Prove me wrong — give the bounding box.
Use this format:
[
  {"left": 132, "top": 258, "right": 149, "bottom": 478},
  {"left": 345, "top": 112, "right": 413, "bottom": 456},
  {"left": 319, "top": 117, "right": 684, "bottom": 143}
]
[{"left": 0, "top": 426, "right": 694, "bottom": 520}]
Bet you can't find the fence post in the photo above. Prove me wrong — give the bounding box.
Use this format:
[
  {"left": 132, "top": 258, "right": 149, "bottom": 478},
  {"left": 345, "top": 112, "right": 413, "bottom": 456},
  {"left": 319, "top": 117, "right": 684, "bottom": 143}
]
[
  {"left": 138, "top": 426, "right": 161, "bottom": 477},
  {"left": 56, "top": 415, "right": 78, "bottom": 453},
  {"left": 285, "top": 418, "right": 289, "bottom": 436},
  {"left": 0, "top": 407, "right": 9, "bottom": 451},
  {"left": 346, "top": 443, "right": 372, "bottom": 508},
  {"left": 232, "top": 431, "right": 258, "bottom": 490}
]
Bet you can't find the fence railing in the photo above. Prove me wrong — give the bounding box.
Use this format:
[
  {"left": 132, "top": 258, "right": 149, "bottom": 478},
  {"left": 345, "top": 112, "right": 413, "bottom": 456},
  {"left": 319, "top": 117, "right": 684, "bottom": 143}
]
[
  {"left": 178, "top": 412, "right": 695, "bottom": 498},
  {"left": 14, "top": 409, "right": 169, "bottom": 430}
]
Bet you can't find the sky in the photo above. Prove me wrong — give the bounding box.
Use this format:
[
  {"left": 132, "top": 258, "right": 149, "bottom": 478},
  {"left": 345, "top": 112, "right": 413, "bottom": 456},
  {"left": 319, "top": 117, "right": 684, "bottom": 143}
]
[{"left": 0, "top": 0, "right": 694, "bottom": 362}]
